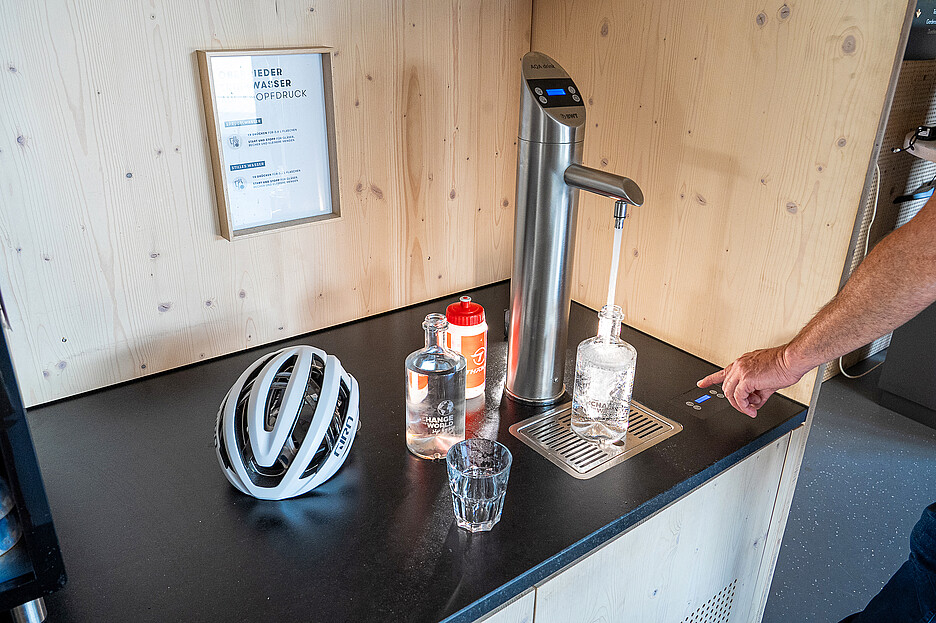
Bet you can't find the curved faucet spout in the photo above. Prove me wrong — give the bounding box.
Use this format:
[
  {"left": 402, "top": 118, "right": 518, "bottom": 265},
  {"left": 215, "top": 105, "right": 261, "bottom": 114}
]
[{"left": 564, "top": 164, "right": 644, "bottom": 207}]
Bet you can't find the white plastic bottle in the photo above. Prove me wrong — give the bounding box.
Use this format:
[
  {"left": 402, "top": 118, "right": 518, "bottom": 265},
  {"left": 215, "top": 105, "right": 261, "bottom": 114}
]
[{"left": 445, "top": 297, "right": 488, "bottom": 399}]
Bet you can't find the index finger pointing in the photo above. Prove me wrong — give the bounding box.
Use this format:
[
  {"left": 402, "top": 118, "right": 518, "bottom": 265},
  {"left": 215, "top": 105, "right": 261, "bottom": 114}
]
[{"left": 697, "top": 368, "right": 726, "bottom": 388}]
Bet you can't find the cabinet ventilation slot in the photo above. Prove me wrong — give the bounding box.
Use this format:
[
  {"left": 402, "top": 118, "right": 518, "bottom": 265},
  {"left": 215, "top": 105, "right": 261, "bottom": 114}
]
[
  {"left": 683, "top": 579, "right": 737, "bottom": 623},
  {"left": 508, "top": 401, "right": 682, "bottom": 479}
]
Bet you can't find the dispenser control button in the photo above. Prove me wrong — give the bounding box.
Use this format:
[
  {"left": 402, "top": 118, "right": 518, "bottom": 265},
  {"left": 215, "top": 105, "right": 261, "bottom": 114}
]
[
  {"left": 568, "top": 86, "right": 577, "bottom": 94},
  {"left": 693, "top": 405, "right": 702, "bottom": 410},
  {"left": 717, "top": 393, "right": 725, "bottom": 399},
  {"left": 709, "top": 390, "right": 717, "bottom": 395},
  {"left": 572, "top": 94, "right": 581, "bottom": 102},
  {"left": 685, "top": 401, "right": 695, "bottom": 407},
  {"left": 539, "top": 96, "right": 548, "bottom": 104},
  {"left": 534, "top": 87, "right": 543, "bottom": 96}
]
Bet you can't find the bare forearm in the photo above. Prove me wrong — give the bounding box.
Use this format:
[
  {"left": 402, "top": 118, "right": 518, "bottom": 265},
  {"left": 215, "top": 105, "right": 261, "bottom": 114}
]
[{"left": 783, "top": 198, "right": 936, "bottom": 376}]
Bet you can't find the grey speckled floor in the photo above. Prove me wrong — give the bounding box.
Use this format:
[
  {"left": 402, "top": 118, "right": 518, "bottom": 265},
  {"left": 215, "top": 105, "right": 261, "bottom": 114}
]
[{"left": 763, "top": 353, "right": 936, "bottom": 623}]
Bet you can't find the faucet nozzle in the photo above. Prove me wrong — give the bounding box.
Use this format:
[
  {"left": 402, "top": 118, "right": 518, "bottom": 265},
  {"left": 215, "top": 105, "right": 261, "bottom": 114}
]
[{"left": 614, "top": 200, "right": 627, "bottom": 229}]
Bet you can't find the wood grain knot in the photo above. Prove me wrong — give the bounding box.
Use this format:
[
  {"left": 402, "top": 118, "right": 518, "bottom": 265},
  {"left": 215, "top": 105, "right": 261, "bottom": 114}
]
[
  {"left": 238, "top": 290, "right": 247, "bottom": 299},
  {"left": 7, "top": 65, "right": 16, "bottom": 73},
  {"left": 502, "top": 199, "right": 509, "bottom": 207},
  {"left": 600, "top": 158, "right": 609, "bottom": 167},
  {"left": 842, "top": 35, "right": 857, "bottom": 55},
  {"left": 370, "top": 184, "right": 384, "bottom": 199},
  {"left": 600, "top": 18, "right": 609, "bottom": 37},
  {"left": 696, "top": 194, "right": 707, "bottom": 205},
  {"left": 837, "top": 137, "right": 847, "bottom": 148},
  {"left": 149, "top": 252, "right": 159, "bottom": 259},
  {"left": 756, "top": 12, "right": 767, "bottom": 27},
  {"left": 778, "top": 4, "right": 790, "bottom": 20},
  {"left": 786, "top": 202, "right": 798, "bottom": 214},
  {"left": 158, "top": 302, "right": 172, "bottom": 312},
  {"left": 16, "top": 135, "right": 26, "bottom": 146},
  {"left": 449, "top": 189, "right": 456, "bottom": 199},
  {"left": 56, "top": 361, "right": 67, "bottom": 370}
]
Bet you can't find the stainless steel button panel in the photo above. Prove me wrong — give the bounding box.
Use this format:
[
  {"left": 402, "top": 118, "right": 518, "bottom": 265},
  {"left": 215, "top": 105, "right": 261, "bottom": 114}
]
[{"left": 508, "top": 401, "right": 682, "bottom": 479}]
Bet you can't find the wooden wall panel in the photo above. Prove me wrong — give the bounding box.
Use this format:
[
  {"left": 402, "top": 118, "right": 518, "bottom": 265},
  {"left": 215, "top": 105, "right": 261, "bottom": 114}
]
[
  {"left": 533, "top": 0, "right": 909, "bottom": 404},
  {"left": 0, "top": 0, "right": 530, "bottom": 405}
]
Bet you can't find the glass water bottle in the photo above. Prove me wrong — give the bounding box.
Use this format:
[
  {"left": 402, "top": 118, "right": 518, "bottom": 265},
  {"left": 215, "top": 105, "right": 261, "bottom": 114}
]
[
  {"left": 405, "top": 314, "right": 467, "bottom": 459},
  {"left": 571, "top": 305, "right": 637, "bottom": 444}
]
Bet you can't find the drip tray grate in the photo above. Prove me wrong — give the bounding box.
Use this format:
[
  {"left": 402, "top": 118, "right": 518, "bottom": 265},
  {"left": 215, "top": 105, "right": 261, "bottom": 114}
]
[{"left": 509, "top": 401, "right": 682, "bottom": 479}]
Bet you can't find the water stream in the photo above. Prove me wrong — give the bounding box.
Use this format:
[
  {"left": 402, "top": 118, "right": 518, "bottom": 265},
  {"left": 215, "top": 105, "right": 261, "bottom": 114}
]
[{"left": 605, "top": 225, "right": 624, "bottom": 310}]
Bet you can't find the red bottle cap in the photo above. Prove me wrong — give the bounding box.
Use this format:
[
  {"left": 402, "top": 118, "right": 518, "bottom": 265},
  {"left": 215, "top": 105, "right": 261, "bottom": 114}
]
[{"left": 446, "top": 296, "right": 485, "bottom": 326}]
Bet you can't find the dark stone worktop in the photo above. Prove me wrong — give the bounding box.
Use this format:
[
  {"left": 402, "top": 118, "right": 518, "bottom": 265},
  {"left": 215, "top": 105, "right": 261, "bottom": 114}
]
[{"left": 26, "top": 281, "right": 806, "bottom": 622}]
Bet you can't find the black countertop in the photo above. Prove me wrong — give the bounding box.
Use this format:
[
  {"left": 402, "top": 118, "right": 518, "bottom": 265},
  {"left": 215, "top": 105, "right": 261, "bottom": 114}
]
[{"left": 26, "top": 281, "right": 806, "bottom": 622}]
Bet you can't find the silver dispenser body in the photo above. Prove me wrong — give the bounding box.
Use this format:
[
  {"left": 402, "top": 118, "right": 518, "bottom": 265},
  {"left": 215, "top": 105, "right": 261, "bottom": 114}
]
[{"left": 506, "top": 51, "right": 643, "bottom": 405}]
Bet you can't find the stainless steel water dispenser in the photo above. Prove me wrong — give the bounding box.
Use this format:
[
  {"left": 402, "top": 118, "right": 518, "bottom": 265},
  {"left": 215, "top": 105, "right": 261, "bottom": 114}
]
[{"left": 505, "top": 51, "right": 644, "bottom": 405}]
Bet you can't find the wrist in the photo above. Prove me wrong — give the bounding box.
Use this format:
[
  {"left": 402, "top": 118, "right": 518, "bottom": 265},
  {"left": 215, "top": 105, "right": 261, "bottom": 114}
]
[{"left": 780, "top": 340, "right": 814, "bottom": 380}]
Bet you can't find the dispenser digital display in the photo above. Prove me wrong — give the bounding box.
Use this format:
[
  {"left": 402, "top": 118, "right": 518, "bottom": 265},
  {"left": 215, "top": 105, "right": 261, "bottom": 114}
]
[
  {"left": 694, "top": 394, "right": 711, "bottom": 404},
  {"left": 527, "top": 78, "right": 582, "bottom": 109}
]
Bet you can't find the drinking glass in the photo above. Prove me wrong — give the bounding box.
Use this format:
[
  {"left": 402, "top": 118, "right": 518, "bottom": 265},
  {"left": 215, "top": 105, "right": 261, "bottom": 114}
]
[{"left": 446, "top": 438, "right": 512, "bottom": 532}]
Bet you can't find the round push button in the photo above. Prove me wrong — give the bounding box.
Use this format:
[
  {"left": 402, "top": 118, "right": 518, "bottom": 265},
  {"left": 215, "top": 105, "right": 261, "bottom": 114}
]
[
  {"left": 568, "top": 86, "right": 577, "bottom": 94},
  {"left": 685, "top": 401, "right": 695, "bottom": 407},
  {"left": 693, "top": 405, "right": 702, "bottom": 410},
  {"left": 534, "top": 87, "right": 543, "bottom": 96},
  {"left": 572, "top": 94, "right": 581, "bottom": 102},
  {"left": 539, "top": 96, "right": 548, "bottom": 104}
]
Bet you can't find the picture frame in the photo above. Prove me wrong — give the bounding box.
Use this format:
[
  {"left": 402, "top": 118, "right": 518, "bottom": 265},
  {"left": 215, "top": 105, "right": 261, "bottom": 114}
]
[{"left": 197, "top": 48, "right": 340, "bottom": 240}]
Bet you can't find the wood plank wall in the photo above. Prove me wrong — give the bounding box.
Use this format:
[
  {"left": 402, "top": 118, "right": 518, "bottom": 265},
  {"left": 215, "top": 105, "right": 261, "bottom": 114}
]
[
  {"left": 0, "top": 0, "right": 530, "bottom": 405},
  {"left": 534, "top": 0, "right": 909, "bottom": 404}
]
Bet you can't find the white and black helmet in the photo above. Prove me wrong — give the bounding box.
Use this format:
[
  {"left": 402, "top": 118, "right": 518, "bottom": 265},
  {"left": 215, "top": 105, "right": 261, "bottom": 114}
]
[{"left": 215, "top": 345, "right": 359, "bottom": 500}]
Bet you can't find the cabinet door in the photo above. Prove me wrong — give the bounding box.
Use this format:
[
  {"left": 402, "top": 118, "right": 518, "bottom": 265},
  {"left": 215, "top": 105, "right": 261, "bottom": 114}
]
[
  {"left": 534, "top": 432, "right": 792, "bottom": 623},
  {"left": 475, "top": 588, "right": 535, "bottom": 623}
]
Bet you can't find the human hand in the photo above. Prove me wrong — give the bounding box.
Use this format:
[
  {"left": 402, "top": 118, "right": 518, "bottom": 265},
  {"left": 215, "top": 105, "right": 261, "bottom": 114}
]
[{"left": 696, "top": 346, "right": 805, "bottom": 418}]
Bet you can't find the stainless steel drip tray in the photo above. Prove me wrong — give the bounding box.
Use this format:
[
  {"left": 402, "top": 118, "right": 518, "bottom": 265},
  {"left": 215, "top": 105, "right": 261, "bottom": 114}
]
[{"left": 509, "top": 401, "right": 683, "bottom": 479}]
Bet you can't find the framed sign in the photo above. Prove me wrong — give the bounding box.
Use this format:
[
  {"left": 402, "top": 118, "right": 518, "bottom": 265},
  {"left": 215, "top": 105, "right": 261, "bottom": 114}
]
[{"left": 197, "top": 48, "right": 340, "bottom": 239}]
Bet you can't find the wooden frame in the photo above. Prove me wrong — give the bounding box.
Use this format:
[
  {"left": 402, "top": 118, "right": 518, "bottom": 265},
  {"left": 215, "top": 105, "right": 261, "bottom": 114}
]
[{"left": 196, "top": 47, "right": 341, "bottom": 240}]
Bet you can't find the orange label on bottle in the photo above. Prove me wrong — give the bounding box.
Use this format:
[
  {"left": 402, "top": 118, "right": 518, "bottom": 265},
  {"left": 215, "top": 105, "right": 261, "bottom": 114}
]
[{"left": 461, "top": 332, "right": 486, "bottom": 389}]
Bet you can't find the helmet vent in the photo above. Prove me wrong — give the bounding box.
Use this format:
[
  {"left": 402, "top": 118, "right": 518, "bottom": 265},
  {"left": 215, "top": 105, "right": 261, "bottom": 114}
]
[{"left": 301, "top": 377, "right": 351, "bottom": 479}]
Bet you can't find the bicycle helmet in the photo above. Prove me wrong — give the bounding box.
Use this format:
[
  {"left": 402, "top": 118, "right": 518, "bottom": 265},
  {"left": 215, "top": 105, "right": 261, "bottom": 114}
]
[{"left": 215, "top": 345, "right": 359, "bottom": 500}]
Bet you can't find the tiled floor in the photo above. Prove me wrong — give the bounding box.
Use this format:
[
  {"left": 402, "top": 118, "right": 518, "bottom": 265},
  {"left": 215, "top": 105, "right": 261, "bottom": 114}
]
[{"left": 763, "top": 354, "right": 936, "bottom": 622}]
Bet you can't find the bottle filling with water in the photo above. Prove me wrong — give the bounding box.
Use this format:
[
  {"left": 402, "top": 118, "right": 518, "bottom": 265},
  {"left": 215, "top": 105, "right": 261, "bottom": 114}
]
[
  {"left": 571, "top": 305, "right": 637, "bottom": 444},
  {"left": 405, "top": 314, "right": 467, "bottom": 459}
]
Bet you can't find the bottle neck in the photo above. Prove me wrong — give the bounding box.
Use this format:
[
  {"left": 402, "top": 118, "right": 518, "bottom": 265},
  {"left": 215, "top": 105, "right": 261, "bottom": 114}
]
[
  {"left": 424, "top": 326, "right": 446, "bottom": 348},
  {"left": 422, "top": 313, "right": 449, "bottom": 349},
  {"left": 597, "top": 305, "right": 623, "bottom": 340}
]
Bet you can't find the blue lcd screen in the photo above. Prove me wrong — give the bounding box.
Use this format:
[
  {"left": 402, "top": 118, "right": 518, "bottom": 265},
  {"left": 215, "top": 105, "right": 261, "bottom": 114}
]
[
  {"left": 545, "top": 88, "right": 566, "bottom": 96},
  {"left": 694, "top": 395, "right": 712, "bottom": 404}
]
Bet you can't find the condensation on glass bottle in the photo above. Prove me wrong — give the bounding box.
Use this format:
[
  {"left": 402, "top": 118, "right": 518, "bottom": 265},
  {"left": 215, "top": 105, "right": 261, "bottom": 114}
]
[
  {"left": 405, "top": 313, "right": 467, "bottom": 459},
  {"left": 571, "top": 304, "right": 637, "bottom": 444}
]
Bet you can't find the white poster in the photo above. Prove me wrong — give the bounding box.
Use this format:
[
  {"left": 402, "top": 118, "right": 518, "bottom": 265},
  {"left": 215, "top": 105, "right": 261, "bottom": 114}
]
[{"left": 208, "top": 52, "right": 334, "bottom": 232}]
